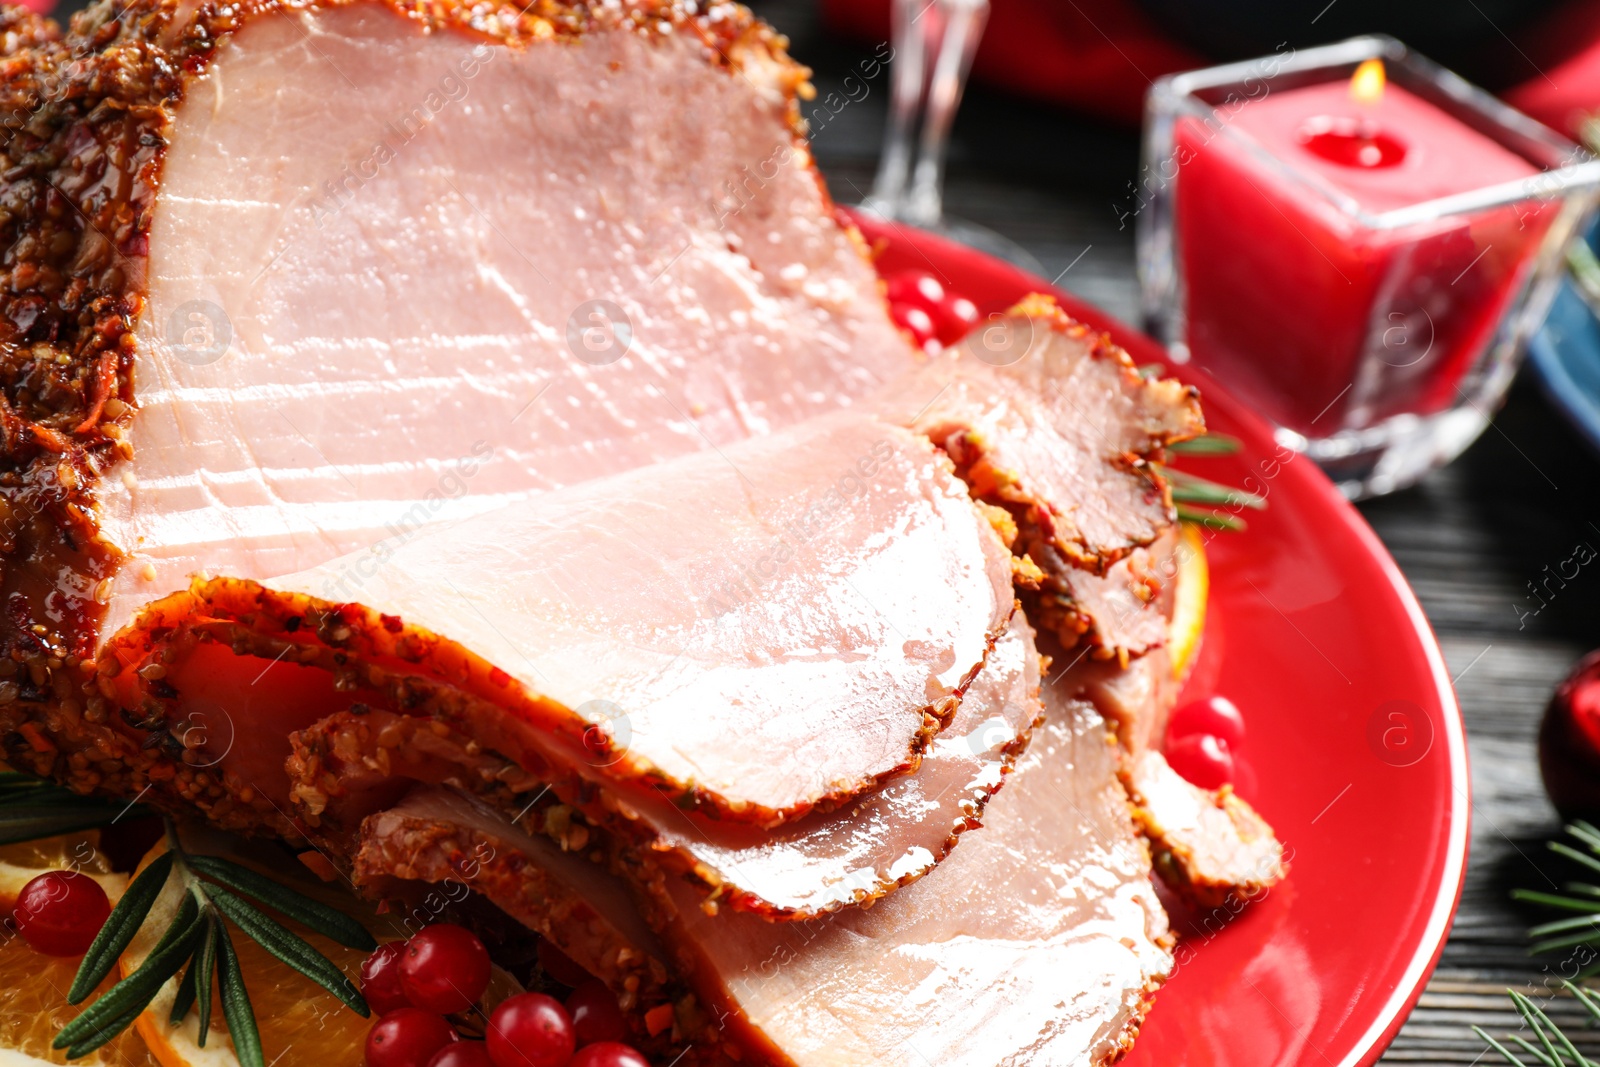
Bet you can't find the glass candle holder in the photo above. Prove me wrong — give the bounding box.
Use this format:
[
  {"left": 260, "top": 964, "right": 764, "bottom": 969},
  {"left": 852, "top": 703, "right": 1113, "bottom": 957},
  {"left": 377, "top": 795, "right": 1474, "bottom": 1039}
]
[{"left": 1137, "top": 35, "right": 1600, "bottom": 498}]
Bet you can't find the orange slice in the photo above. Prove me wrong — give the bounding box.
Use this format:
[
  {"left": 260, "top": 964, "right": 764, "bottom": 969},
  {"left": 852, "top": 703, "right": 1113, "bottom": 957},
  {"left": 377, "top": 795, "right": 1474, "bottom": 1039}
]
[
  {"left": 120, "top": 833, "right": 521, "bottom": 1067},
  {"left": 1169, "top": 522, "right": 1209, "bottom": 679},
  {"left": 120, "top": 839, "right": 375, "bottom": 1067},
  {"left": 0, "top": 832, "right": 155, "bottom": 1066}
]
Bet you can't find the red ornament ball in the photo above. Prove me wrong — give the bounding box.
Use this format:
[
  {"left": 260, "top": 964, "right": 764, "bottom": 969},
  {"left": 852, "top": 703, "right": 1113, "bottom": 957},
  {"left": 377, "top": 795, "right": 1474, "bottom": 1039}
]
[{"left": 1540, "top": 650, "right": 1600, "bottom": 819}]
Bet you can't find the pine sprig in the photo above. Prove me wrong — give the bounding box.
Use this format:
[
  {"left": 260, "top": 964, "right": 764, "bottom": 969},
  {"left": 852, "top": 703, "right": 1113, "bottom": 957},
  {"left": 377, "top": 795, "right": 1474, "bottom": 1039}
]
[
  {"left": 1511, "top": 822, "right": 1600, "bottom": 978},
  {"left": 55, "top": 820, "right": 373, "bottom": 1064},
  {"left": 1476, "top": 980, "right": 1600, "bottom": 1066},
  {"left": 1477, "top": 823, "right": 1600, "bottom": 1064}
]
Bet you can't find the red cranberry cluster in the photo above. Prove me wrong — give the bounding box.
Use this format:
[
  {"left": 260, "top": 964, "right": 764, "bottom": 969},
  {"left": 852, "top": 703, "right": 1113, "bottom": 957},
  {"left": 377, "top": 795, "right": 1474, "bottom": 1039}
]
[
  {"left": 1164, "top": 695, "right": 1249, "bottom": 793},
  {"left": 362, "top": 924, "right": 649, "bottom": 1067},
  {"left": 884, "top": 270, "right": 979, "bottom": 352}
]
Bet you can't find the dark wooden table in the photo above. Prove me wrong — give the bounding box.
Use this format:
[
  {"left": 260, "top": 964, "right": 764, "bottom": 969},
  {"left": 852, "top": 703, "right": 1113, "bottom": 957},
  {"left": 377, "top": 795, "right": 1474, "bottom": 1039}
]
[{"left": 751, "top": 2, "right": 1600, "bottom": 1061}]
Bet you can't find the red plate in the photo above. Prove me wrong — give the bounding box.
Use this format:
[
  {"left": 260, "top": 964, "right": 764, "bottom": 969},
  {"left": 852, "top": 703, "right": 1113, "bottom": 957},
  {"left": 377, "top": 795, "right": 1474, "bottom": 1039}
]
[{"left": 852, "top": 213, "right": 1470, "bottom": 1067}]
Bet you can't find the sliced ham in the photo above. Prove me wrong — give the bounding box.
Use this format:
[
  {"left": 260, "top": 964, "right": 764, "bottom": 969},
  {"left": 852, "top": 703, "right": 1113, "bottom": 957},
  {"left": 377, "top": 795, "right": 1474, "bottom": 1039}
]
[
  {"left": 352, "top": 785, "right": 676, "bottom": 1010},
  {"left": 657, "top": 691, "right": 1171, "bottom": 1067},
  {"left": 0, "top": 1, "right": 1277, "bottom": 1058},
  {"left": 98, "top": 410, "right": 1014, "bottom": 834},
  {"left": 1123, "top": 750, "right": 1286, "bottom": 908},
  {"left": 347, "top": 666, "right": 1172, "bottom": 1066},
  {"left": 638, "top": 611, "right": 1042, "bottom": 918},
  {"left": 0, "top": 0, "right": 913, "bottom": 664},
  {"left": 290, "top": 610, "right": 1038, "bottom": 925},
  {"left": 881, "top": 294, "right": 1203, "bottom": 656},
  {"left": 1066, "top": 645, "right": 1288, "bottom": 906}
]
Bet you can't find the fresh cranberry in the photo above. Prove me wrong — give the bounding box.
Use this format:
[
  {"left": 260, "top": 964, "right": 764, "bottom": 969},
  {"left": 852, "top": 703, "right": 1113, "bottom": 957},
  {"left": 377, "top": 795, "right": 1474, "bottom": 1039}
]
[
  {"left": 535, "top": 938, "right": 592, "bottom": 987},
  {"left": 427, "top": 1042, "right": 494, "bottom": 1067},
  {"left": 1540, "top": 650, "right": 1600, "bottom": 819},
  {"left": 14, "top": 871, "right": 110, "bottom": 957},
  {"left": 486, "top": 993, "right": 576, "bottom": 1067},
  {"left": 400, "top": 924, "right": 491, "bottom": 1014},
  {"left": 889, "top": 302, "right": 939, "bottom": 350},
  {"left": 365, "top": 1008, "right": 457, "bottom": 1067},
  {"left": 1166, "top": 696, "right": 1246, "bottom": 751},
  {"left": 934, "top": 294, "right": 980, "bottom": 345},
  {"left": 362, "top": 942, "right": 413, "bottom": 1015},
  {"left": 566, "top": 979, "right": 625, "bottom": 1046},
  {"left": 1165, "top": 733, "right": 1235, "bottom": 791},
  {"left": 884, "top": 270, "right": 946, "bottom": 310},
  {"left": 567, "top": 1042, "right": 652, "bottom": 1067}
]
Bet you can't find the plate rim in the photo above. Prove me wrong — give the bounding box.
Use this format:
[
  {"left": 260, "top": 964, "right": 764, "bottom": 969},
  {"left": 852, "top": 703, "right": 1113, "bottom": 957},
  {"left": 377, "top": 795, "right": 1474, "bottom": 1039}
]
[{"left": 848, "top": 209, "right": 1472, "bottom": 1067}]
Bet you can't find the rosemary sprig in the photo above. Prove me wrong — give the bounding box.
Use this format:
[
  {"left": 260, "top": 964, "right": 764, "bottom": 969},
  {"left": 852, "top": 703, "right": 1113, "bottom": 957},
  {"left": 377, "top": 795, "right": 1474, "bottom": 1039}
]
[
  {"left": 0, "top": 772, "right": 147, "bottom": 846},
  {"left": 1162, "top": 433, "right": 1258, "bottom": 532},
  {"left": 1168, "top": 432, "right": 1243, "bottom": 456},
  {"left": 1176, "top": 505, "right": 1248, "bottom": 532},
  {"left": 1164, "top": 467, "right": 1266, "bottom": 511},
  {"left": 55, "top": 820, "right": 375, "bottom": 1064}
]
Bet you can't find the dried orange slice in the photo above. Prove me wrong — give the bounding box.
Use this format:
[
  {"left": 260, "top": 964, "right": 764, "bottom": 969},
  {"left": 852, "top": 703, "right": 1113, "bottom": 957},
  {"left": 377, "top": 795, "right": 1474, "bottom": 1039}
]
[
  {"left": 120, "top": 839, "right": 374, "bottom": 1067},
  {"left": 0, "top": 832, "right": 155, "bottom": 1066},
  {"left": 120, "top": 834, "right": 521, "bottom": 1067},
  {"left": 1169, "top": 522, "right": 1209, "bottom": 679}
]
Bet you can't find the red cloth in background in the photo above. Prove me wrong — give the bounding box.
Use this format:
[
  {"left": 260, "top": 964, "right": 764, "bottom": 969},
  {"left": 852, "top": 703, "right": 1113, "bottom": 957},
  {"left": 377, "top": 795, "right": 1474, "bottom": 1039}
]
[
  {"left": 1503, "top": 0, "right": 1600, "bottom": 142},
  {"left": 819, "top": 0, "right": 1204, "bottom": 126},
  {"left": 825, "top": 0, "right": 1600, "bottom": 138}
]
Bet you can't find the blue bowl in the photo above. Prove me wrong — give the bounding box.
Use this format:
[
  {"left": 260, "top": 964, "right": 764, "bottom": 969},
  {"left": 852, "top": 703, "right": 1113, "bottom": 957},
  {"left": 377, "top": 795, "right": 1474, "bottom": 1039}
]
[{"left": 1529, "top": 238, "right": 1600, "bottom": 458}]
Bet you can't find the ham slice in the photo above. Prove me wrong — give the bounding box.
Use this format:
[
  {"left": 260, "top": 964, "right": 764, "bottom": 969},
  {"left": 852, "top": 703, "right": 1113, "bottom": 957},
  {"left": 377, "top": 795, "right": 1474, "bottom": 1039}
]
[
  {"left": 289, "top": 603, "right": 1039, "bottom": 925},
  {"left": 1123, "top": 750, "right": 1285, "bottom": 908},
  {"left": 636, "top": 611, "right": 1041, "bottom": 918},
  {"left": 352, "top": 785, "right": 677, "bottom": 1011},
  {"left": 881, "top": 295, "right": 1203, "bottom": 657},
  {"left": 346, "top": 662, "right": 1172, "bottom": 1066},
  {"left": 99, "top": 410, "right": 1014, "bottom": 836},
  {"left": 657, "top": 691, "right": 1172, "bottom": 1067},
  {"left": 0, "top": 0, "right": 912, "bottom": 665},
  {"left": 1068, "top": 646, "right": 1288, "bottom": 906}
]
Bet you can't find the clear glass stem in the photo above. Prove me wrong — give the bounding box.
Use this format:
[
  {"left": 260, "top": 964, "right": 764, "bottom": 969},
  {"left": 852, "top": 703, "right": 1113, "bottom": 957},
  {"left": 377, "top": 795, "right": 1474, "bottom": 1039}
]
[
  {"left": 863, "top": 0, "right": 990, "bottom": 228},
  {"left": 904, "top": 0, "right": 989, "bottom": 228}
]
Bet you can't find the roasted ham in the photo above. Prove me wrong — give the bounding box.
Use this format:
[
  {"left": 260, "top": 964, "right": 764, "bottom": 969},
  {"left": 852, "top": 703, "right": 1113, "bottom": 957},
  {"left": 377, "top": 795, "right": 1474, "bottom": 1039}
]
[
  {"left": 0, "top": 0, "right": 1286, "bottom": 1058},
  {"left": 0, "top": 0, "right": 913, "bottom": 666}
]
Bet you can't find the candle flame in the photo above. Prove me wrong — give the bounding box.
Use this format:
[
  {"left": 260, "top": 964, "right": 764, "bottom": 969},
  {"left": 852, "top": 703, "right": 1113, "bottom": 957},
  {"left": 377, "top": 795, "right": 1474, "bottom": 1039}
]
[{"left": 1349, "top": 58, "right": 1385, "bottom": 105}]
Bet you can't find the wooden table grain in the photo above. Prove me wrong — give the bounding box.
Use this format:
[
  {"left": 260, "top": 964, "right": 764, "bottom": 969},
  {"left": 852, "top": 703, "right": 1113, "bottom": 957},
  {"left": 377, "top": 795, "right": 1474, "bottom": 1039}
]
[{"left": 752, "top": 2, "right": 1600, "bottom": 1060}]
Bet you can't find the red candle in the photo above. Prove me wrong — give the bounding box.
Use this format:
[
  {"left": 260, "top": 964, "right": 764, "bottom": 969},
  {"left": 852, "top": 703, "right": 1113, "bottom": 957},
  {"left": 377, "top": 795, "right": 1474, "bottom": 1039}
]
[{"left": 1173, "top": 61, "right": 1556, "bottom": 435}]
